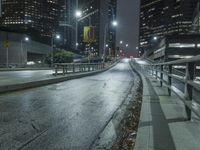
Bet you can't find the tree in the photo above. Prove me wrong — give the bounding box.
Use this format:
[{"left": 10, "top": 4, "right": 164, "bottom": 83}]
[{"left": 46, "top": 49, "right": 75, "bottom": 64}]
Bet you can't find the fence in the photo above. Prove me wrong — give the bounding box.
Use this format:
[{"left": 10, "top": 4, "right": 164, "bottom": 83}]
[
  {"left": 54, "top": 62, "right": 114, "bottom": 75},
  {"left": 132, "top": 56, "right": 200, "bottom": 120}
]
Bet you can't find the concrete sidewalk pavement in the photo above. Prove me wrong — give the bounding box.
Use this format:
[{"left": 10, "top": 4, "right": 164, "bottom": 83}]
[
  {"left": 0, "top": 70, "right": 53, "bottom": 86},
  {"left": 130, "top": 63, "right": 200, "bottom": 150},
  {"left": 0, "top": 63, "right": 117, "bottom": 93}
]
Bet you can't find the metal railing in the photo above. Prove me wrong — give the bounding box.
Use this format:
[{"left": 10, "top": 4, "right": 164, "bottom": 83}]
[
  {"left": 132, "top": 56, "right": 200, "bottom": 120},
  {"left": 54, "top": 62, "right": 114, "bottom": 75}
]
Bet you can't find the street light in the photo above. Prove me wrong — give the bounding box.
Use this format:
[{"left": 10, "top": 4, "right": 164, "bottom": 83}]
[
  {"left": 21, "top": 36, "right": 30, "bottom": 66},
  {"left": 75, "top": 10, "right": 82, "bottom": 18},
  {"left": 112, "top": 21, "right": 118, "bottom": 26},
  {"left": 103, "top": 20, "right": 118, "bottom": 62},
  {"left": 120, "top": 41, "right": 123, "bottom": 44},
  {"left": 51, "top": 34, "right": 61, "bottom": 65},
  {"left": 75, "top": 10, "right": 82, "bottom": 49},
  {"left": 25, "top": 37, "right": 29, "bottom": 41},
  {"left": 153, "top": 36, "right": 158, "bottom": 41},
  {"left": 56, "top": 34, "right": 61, "bottom": 39},
  {"left": 126, "top": 44, "right": 129, "bottom": 47}
]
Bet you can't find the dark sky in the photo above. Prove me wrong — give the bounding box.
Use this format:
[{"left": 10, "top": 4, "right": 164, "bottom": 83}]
[{"left": 116, "top": 0, "right": 140, "bottom": 55}]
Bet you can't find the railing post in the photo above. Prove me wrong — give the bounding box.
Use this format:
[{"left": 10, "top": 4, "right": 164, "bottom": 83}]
[
  {"left": 55, "top": 65, "right": 58, "bottom": 76},
  {"left": 168, "top": 65, "right": 172, "bottom": 96},
  {"left": 73, "top": 64, "right": 75, "bottom": 73},
  {"left": 79, "top": 64, "right": 81, "bottom": 72},
  {"left": 160, "top": 65, "right": 163, "bottom": 87},
  {"left": 184, "top": 62, "right": 195, "bottom": 120},
  {"left": 65, "top": 65, "right": 68, "bottom": 74},
  {"left": 151, "top": 65, "right": 154, "bottom": 76},
  {"left": 63, "top": 65, "right": 65, "bottom": 75},
  {"left": 81, "top": 65, "right": 83, "bottom": 72},
  {"left": 92, "top": 65, "right": 94, "bottom": 71},
  {"left": 155, "top": 65, "right": 158, "bottom": 79},
  {"left": 88, "top": 64, "right": 90, "bottom": 72},
  {"left": 149, "top": 65, "right": 152, "bottom": 75}
]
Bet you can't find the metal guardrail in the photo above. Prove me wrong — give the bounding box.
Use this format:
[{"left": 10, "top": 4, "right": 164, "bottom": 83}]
[
  {"left": 54, "top": 62, "right": 114, "bottom": 75},
  {"left": 132, "top": 56, "right": 200, "bottom": 120}
]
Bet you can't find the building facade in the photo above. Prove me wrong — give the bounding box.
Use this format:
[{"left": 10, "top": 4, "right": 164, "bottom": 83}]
[
  {"left": 192, "top": 2, "right": 200, "bottom": 33},
  {"left": 146, "top": 34, "right": 200, "bottom": 62},
  {"left": 139, "top": 0, "right": 197, "bottom": 55},
  {"left": 59, "top": 0, "right": 77, "bottom": 50},
  {"left": 0, "top": 31, "right": 52, "bottom": 67},
  {"left": 0, "top": 0, "right": 60, "bottom": 44},
  {"left": 77, "top": 0, "right": 117, "bottom": 59}
]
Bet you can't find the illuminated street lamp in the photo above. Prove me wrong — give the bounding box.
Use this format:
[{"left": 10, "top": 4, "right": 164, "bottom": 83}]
[
  {"left": 103, "top": 20, "right": 118, "bottom": 62},
  {"left": 21, "top": 36, "right": 30, "bottom": 66},
  {"left": 75, "top": 10, "right": 82, "bottom": 49},
  {"left": 112, "top": 21, "right": 118, "bottom": 26},
  {"left": 126, "top": 44, "right": 129, "bottom": 47},
  {"left": 51, "top": 34, "right": 61, "bottom": 65},
  {"left": 120, "top": 41, "right": 123, "bottom": 44},
  {"left": 25, "top": 37, "right": 29, "bottom": 41},
  {"left": 153, "top": 36, "right": 158, "bottom": 41},
  {"left": 75, "top": 10, "right": 82, "bottom": 18},
  {"left": 56, "top": 34, "right": 61, "bottom": 39}
]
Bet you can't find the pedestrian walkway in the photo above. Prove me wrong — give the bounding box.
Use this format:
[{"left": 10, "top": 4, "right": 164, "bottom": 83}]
[
  {"left": 0, "top": 70, "right": 53, "bottom": 86},
  {"left": 133, "top": 66, "right": 200, "bottom": 150},
  {"left": 0, "top": 62, "right": 117, "bottom": 93}
]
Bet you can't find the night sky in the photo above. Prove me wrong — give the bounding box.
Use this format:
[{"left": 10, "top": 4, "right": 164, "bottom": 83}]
[{"left": 116, "top": 0, "right": 140, "bottom": 55}]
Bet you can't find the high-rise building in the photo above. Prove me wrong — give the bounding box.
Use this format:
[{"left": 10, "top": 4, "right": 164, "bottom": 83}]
[
  {"left": 77, "top": 0, "right": 117, "bottom": 58},
  {"left": 192, "top": 2, "right": 200, "bottom": 33},
  {"left": 59, "top": 0, "right": 77, "bottom": 50},
  {"left": 0, "top": 0, "right": 60, "bottom": 44},
  {"left": 139, "top": 0, "right": 197, "bottom": 55}
]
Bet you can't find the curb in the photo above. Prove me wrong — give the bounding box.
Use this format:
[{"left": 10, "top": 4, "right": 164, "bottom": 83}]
[
  {"left": 0, "top": 63, "right": 118, "bottom": 94},
  {"left": 90, "top": 66, "right": 138, "bottom": 149},
  {"left": 129, "top": 62, "right": 150, "bottom": 150}
]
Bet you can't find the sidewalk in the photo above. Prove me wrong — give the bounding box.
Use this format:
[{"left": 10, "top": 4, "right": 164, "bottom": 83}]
[
  {"left": 0, "top": 70, "right": 53, "bottom": 86},
  {"left": 131, "top": 64, "right": 200, "bottom": 150},
  {"left": 0, "top": 63, "right": 117, "bottom": 93}
]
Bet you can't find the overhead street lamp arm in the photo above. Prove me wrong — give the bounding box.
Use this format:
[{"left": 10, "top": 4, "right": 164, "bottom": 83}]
[{"left": 77, "top": 9, "right": 99, "bottom": 22}]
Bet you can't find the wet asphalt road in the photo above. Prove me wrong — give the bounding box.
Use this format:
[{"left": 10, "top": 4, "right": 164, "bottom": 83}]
[{"left": 0, "top": 59, "right": 135, "bottom": 150}]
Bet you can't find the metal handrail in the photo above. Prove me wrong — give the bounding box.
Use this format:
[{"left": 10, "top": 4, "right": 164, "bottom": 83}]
[
  {"left": 54, "top": 63, "right": 106, "bottom": 75},
  {"left": 132, "top": 56, "right": 200, "bottom": 120}
]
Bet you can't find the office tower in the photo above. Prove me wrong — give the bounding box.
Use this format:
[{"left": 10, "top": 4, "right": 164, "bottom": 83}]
[
  {"left": 77, "top": 0, "right": 117, "bottom": 57},
  {"left": 139, "top": 0, "right": 197, "bottom": 55},
  {"left": 0, "top": 0, "right": 60, "bottom": 44}
]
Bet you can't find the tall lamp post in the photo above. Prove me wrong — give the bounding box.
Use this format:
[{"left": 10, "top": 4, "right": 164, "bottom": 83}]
[
  {"left": 75, "top": 10, "right": 82, "bottom": 49},
  {"left": 103, "top": 20, "right": 118, "bottom": 63},
  {"left": 21, "top": 36, "right": 29, "bottom": 66},
  {"left": 51, "top": 34, "right": 61, "bottom": 66}
]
